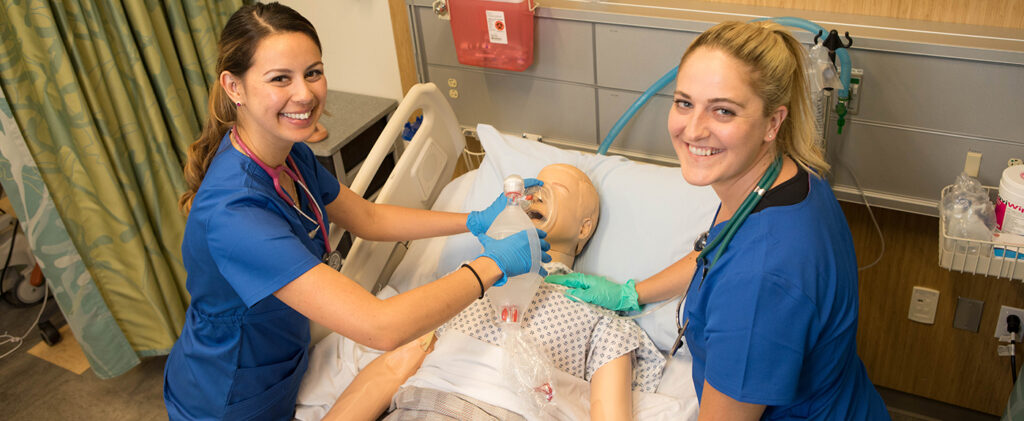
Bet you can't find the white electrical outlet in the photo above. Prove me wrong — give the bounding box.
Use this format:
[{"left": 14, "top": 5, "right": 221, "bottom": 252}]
[
  {"left": 908, "top": 286, "right": 939, "bottom": 324},
  {"left": 964, "top": 151, "right": 982, "bottom": 178},
  {"left": 999, "top": 344, "right": 1015, "bottom": 356},
  {"left": 994, "top": 305, "right": 1024, "bottom": 339}
]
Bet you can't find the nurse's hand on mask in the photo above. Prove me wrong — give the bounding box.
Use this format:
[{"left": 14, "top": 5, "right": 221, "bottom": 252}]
[
  {"left": 546, "top": 273, "right": 640, "bottom": 312},
  {"left": 478, "top": 228, "right": 550, "bottom": 286},
  {"left": 466, "top": 178, "right": 543, "bottom": 236}
]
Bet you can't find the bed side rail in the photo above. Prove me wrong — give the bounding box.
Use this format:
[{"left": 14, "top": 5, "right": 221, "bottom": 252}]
[{"left": 340, "top": 83, "right": 465, "bottom": 293}]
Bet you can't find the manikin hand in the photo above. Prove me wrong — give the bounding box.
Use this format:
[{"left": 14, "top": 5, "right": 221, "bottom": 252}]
[
  {"left": 546, "top": 273, "right": 640, "bottom": 312},
  {"left": 466, "top": 178, "right": 543, "bottom": 235},
  {"left": 478, "top": 229, "right": 551, "bottom": 286}
]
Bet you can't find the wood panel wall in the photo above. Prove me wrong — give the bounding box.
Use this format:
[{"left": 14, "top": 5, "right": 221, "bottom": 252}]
[
  {"left": 707, "top": 0, "right": 1024, "bottom": 30},
  {"left": 843, "top": 202, "right": 1024, "bottom": 415},
  {"left": 388, "top": 0, "right": 418, "bottom": 95}
]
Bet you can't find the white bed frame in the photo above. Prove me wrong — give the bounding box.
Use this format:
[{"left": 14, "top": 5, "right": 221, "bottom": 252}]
[{"left": 311, "top": 83, "right": 465, "bottom": 344}]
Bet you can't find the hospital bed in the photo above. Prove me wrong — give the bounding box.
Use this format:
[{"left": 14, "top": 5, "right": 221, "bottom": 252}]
[{"left": 299, "top": 82, "right": 720, "bottom": 420}]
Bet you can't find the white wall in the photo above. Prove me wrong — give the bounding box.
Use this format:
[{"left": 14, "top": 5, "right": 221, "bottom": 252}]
[{"left": 281, "top": 0, "right": 404, "bottom": 102}]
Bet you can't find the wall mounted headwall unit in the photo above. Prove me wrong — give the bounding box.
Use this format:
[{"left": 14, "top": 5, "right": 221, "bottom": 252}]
[{"left": 405, "top": 0, "right": 1024, "bottom": 216}]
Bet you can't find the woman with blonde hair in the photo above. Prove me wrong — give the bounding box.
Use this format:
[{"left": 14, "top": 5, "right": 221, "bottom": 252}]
[{"left": 549, "top": 21, "right": 889, "bottom": 419}]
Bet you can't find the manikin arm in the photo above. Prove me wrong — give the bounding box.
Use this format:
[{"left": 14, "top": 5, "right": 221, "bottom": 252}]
[
  {"left": 323, "top": 332, "right": 437, "bottom": 421},
  {"left": 589, "top": 353, "right": 633, "bottom": 421}
]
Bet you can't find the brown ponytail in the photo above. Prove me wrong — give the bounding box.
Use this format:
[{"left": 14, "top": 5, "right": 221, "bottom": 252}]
[{"left": 178, "top": 2, "right": 321, "bottom": 213}]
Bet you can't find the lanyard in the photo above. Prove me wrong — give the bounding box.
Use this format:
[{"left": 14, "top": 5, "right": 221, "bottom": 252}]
[
  {"left": 670, "top": 156, "right": 783, "bottom": 357},
  {"left": 231, "top": 127, "right": 331, "bottom": 253}
]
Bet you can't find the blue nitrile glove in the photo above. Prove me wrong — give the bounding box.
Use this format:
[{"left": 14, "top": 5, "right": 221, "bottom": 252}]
[
  {"left": 478, "top": 229, "right": 551, "bottom": 286},
  {"left": 466, "top": 178, "right": 543, "bottom": 236},
  {"left": 545, "top": 273, "right": 640, "bottom": 312}
]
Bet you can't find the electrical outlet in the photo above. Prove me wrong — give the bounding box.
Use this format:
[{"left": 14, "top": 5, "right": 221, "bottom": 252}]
[
  {"left": 999, "top": 344, "right": 1015, "bottom": 356},
  {"left": 994, "top": 305, "right": 1024, "bottom": 339},
  {"left": 845, "top": 68, "right": 864, "bottom": 115},
  {"left": 908, "top": 286, "right": 939, "bottom": 324},
  {"left": 964, "top": 151, "right": 982, "bottom": 178}
]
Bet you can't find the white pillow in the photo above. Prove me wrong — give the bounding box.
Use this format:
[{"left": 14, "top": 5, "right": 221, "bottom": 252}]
[{"left": 464, "top": 124, "right": 720, "bottom": 350}]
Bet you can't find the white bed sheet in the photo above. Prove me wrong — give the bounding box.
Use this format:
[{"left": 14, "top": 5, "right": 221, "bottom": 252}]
[{"left": 296, "top": 125, "right": 719, "bottom": 420}]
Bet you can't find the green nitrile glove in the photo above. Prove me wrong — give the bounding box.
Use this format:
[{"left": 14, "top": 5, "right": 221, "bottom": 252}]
[{"left": 545, "top": 273, "right": 640, "bottom": 312}]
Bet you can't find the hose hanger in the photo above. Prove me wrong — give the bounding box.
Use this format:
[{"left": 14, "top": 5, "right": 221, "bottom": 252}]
[{"left": 814, "top": 29, "right": 854, "bottom": 68}]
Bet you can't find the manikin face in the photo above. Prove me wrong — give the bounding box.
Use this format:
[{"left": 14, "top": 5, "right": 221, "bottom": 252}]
[
  {"left": 525, "top": 164, "right": 599, "bottom": 257},
  {"left": 225, "top": 31, "right": 327, "bottom": 149},
  {"left": 667, "top": 47, "right": 784, "bottom": 194}
]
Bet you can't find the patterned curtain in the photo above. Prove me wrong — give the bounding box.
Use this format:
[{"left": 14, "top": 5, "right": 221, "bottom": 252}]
[{"left": 0, "top": 0, "right": 243, "bottom": 378}]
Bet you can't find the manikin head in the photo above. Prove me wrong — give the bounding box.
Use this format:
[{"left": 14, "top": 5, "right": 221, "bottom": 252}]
[{"left": 524, "top": 164, "right": 600, "bottom": 268}]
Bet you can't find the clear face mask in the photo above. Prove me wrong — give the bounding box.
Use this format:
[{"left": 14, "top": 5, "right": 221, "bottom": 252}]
[{"left": 522, "top": 184, "right": 556, "bottom": 229}]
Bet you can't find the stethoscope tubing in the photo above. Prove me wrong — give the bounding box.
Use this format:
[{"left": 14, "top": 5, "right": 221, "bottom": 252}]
[
  {"left": 231, "top": 127, "right": 332, "bottom": 253},
  {"left": 671, "top": 155, "right": 783, "bottom": 356}
]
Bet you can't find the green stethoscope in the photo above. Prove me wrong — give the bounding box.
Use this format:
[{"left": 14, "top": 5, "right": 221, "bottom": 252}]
[{"left": 669, "top": 155, "right": 783, "bottom": 357}]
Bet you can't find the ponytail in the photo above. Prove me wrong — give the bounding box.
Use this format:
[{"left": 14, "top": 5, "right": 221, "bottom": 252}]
[
  {"left": 177, "top": 2, "right": 321, "bottom": 214},
  {"left": 178, "top": 84, "right": 236, "bottom": 213}
]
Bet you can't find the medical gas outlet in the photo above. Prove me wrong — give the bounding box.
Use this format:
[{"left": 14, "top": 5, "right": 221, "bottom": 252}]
[{"left": 845, "top": 68, "right": 863, "bottom": 115}]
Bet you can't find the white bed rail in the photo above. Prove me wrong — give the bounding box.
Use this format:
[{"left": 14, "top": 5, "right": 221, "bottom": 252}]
[{"left": 311, "top": 83, "right": 465, "bottom": 344}]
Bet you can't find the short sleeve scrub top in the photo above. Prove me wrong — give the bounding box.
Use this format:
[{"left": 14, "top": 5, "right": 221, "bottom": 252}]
[
  {"left": 681, "top": 168, "right": 889, "bottom": 420},
  {"left": 164, "top": 132, "right": 340, "bottom": 420}
]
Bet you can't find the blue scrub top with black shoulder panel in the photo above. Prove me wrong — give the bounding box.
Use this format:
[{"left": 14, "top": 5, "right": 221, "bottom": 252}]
[
  {"left": 682, "top": 167, "right": 889, "bottom": 420},
  {"left": 164, "top": 132, "right": 340, "bottom": 420}
]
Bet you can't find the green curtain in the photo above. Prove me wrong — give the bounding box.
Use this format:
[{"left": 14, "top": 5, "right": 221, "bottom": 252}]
[{"left": 0, "top": 0, "right": 242, "bottom": 378}]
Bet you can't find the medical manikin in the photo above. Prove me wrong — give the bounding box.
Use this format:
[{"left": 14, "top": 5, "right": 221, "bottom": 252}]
[{"left": 319, "top": 164, "right": 665, "bottom": 420}]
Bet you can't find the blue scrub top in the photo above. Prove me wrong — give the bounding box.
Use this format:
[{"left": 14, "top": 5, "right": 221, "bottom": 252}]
[
  {"left": 682, "top": 171, "right": 888, "bottom": 420},
  {"left": 164, "top": 132, "right": 340, "bottom": 420}
]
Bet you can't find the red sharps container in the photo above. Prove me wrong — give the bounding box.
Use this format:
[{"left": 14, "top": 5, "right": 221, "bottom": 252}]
[{"left": 448, "top": 0, "right": 535, "bottom": 71}]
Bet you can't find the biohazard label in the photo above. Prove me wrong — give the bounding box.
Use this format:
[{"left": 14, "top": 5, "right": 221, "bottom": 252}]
[{"left": 486, "top": 10, "right": 508, "bottom": 44}]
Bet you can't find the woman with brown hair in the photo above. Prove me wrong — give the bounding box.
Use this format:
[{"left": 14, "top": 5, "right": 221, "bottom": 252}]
[{"left": 163, "top": 3, "right": 546, "bottom": 419}]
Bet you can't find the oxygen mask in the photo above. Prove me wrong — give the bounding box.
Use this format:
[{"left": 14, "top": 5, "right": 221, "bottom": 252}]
[{"left": 522, "top": 184, "right": 556, "bottom": 230}]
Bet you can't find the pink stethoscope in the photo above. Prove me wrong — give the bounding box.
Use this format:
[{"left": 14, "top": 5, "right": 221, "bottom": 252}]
[{"left": 231, "top": 127, "right": 332, "bottom": 254}]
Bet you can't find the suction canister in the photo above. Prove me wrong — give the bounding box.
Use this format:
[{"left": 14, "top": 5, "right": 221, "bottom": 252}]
[{"left": 996, "top": 165, "right": 1024, "bottom": 236}]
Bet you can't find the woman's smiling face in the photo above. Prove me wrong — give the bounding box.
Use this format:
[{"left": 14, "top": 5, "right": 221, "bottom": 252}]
[
  {"left": 235, "top": 31, "right": 327, "bottom": 148},
  {"left": 668, "top": 47, "right": 779, "bottom": 193}
]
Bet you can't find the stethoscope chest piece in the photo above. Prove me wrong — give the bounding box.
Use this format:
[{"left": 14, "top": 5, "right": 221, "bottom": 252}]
[
  {"left": 694, "top": 231, "right": 708, "bottom": 252},
  {"left": 323, "top": 250, "right": 343, "bottom": 271}
]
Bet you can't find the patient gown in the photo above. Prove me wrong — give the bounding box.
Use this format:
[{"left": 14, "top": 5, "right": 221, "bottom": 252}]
[{"left": 388, "top": 263, "right": 665, "bottom": 420}]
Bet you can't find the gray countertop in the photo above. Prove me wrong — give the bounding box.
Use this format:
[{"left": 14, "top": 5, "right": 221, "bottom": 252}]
[{"left": 305, "top": 90, "right": 398, "bottom": 157}]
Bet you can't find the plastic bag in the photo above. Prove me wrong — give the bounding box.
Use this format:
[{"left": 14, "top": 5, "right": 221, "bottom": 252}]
[
  {"left": 941, "top": 173, "right": 996, "bottom": 251},
  {"left": 804, "top": 43, "right": 842, "bottom": 141},
  {"left": 501, "top": 324, "right": 557, "bottom": 416}
]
